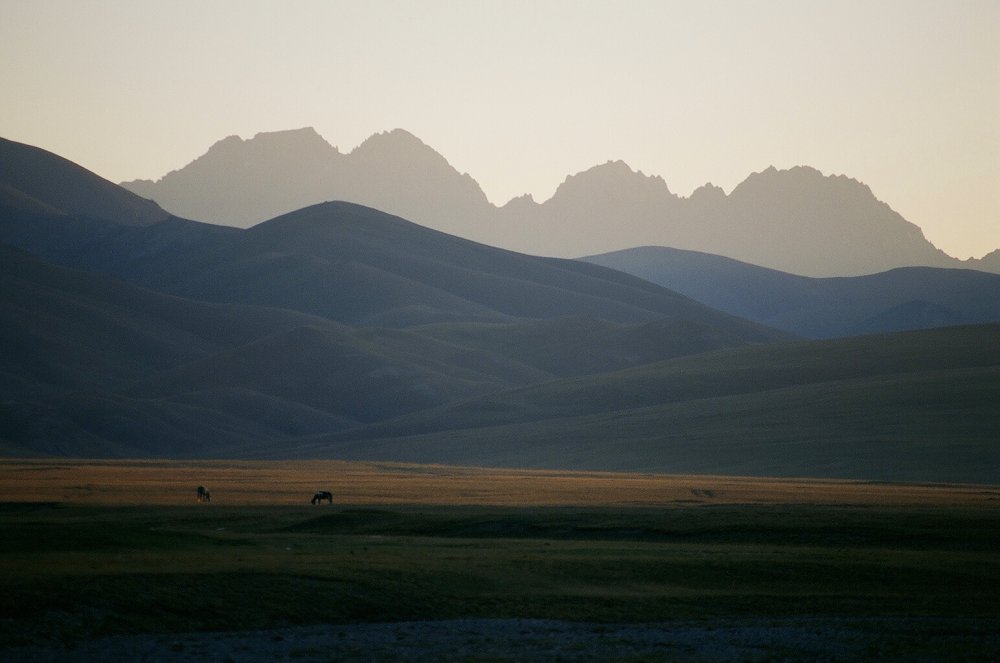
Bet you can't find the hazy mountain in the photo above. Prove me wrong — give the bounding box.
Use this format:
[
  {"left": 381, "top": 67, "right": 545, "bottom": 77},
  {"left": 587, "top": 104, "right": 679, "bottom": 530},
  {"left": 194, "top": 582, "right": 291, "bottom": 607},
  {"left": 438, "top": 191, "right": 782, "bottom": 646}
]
[
  {"left": 583, "top": 246, "right": 1000, "bottom": 337},
  {"left": 10, "top": 198, "right": 783, "bottom": 340},
  {"left": 1, "top": 137, "right": 168, "bottom": 226},
  {"left": 123, "top": 128, "right": 492, "bottom": 239},
  {"left": 271, "top": 324, "right": 1000, "bottom": 484},
  {"left": 977, "top": 249, "right": 1000, "bottom": 272},
  {"left": 120, "top": 128, "right": 997, "bottom": 276}
]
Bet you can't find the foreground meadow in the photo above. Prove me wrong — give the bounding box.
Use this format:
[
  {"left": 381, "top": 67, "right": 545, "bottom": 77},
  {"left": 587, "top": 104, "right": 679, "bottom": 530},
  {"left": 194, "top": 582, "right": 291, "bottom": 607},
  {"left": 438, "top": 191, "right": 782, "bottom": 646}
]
[{"left": 2, "top": 459, "right": 999, "bottom": 660}]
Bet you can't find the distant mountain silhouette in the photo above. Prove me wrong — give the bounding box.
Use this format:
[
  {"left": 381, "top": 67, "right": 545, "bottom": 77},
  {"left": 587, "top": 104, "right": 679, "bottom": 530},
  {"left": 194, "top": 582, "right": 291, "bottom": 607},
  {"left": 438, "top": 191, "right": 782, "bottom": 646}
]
[
  {"left": 121, "top": 129, "right": 997, "bottom": 276},
  {"left": 123, "top": 128, "right": 491, "bottom": 240},
  {"left": 977, "top": 249, "right": 1000, "bottom": 272},
  {"left": 1, "top": 137, "right": 168, "bottom": 226},
  {"left": 582, "top": 246, "right": 1000, "bottom": 337}
]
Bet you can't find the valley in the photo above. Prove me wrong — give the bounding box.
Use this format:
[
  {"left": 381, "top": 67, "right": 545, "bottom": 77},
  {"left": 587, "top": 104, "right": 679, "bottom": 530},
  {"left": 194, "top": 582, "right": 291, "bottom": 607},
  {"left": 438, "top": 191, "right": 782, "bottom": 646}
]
[
  {"left": 1, "top": 460, "right": 998, "bottom": 660},
  {"left": 4, "top": 5, "right": 998, "bottom": 660}
]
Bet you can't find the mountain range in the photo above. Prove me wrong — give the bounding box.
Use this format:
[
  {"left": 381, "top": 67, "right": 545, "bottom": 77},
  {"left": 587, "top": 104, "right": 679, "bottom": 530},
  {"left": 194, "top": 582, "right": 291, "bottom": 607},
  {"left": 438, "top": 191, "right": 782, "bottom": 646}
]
[
  {"left": 2, "top": 135, "right": 998, "bottom": 482},
  {"left": 121, "top": 128, "right": 999, "bottom": 277}
]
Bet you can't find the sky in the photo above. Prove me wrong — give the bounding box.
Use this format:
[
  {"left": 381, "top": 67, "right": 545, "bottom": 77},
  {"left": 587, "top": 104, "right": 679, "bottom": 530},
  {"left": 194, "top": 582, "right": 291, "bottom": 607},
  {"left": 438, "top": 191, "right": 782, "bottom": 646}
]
[{"left": 2, "top": 0, "right": 997, "bottom": 258}]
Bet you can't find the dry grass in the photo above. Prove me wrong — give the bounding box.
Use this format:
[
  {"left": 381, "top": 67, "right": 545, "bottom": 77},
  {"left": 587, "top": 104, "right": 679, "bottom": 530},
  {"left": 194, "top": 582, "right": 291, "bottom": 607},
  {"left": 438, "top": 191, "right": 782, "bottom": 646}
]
[
  {"left": 1, "top": 458, "right": 996, "bottom": 507},
  {"left": 2, "top": 458, "right": 998, "bottom": 645}
]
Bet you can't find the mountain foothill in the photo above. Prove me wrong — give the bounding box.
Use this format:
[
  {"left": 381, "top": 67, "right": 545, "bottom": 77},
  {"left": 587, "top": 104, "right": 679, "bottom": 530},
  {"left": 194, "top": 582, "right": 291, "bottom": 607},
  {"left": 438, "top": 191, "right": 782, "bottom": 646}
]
[{"left": 1, "top": 135, "right": 997, "bottom": 483}]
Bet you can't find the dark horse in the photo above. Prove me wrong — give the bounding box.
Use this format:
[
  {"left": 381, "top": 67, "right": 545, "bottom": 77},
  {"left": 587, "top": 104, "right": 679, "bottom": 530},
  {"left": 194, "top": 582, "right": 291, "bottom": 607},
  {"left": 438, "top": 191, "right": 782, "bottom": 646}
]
[
  {"left": 197, "top": 485, "right": 211, "bottom": 503},
  {"left": 311, "top": 490, "right": 333, "bottom": 505}
]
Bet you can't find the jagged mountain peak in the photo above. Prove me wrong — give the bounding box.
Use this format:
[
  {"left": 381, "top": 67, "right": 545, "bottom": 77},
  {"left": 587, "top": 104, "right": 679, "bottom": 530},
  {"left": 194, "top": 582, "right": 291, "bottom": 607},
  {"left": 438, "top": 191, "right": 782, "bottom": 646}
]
[
  {"left": 344, "top": 129, "right": 491, "bottom": 215},
  {"left": 501, "top": 192, "right": 537, "bottom": 208},
  {"left": 357, "top": 127, "right": 423, "bottom": 146},
  {"left": 550, "top": 160, "right": 674, "bottom": 201},
  {"left": 350, "top": 128, "right": 452, "bottom": 168},
  {"left": 135, "top": 127, "right": 339, "bottom": 188},
  {"left": 253, "top": 126, "right": 325, "bottom": 141},
  {"left": 114, "top": 128, "right": 996, "bottom": 275},
  {"left": 688, "top": 182, "right": 726, "bottom": 203},
  {"left": 732, "top": 165, "right": 871, "bottom": 199},
  {"left": 205, "top": 126, "right": 337, "bottom": 158}
]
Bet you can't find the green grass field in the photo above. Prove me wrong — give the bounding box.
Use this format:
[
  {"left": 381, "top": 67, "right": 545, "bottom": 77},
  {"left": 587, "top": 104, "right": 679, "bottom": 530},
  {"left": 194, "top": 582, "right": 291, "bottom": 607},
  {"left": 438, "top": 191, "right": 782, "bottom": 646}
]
[{"left": 2, "top": 461, "right": 999, "bottom": 650}]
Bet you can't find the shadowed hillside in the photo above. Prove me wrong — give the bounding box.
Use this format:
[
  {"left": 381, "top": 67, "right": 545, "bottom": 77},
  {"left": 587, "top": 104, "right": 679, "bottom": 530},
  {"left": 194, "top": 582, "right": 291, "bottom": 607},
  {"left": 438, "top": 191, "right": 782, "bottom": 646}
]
[
  {"left": 0, "top": 223, "right": 786, "bottom": 458},
  {"left": 583, "top": 246, "right": 1000, "bottom": 337},
  {"left": 0, "top": 247, "right": 568, "bottom": 454},
  {"left": 0, "top": 137, "right": 168, "bottom": 226},
  {"left": 272, "top": 325, "right": 1000, "bottom": 484},
  {"left": 200, "top": 202, "right": 789, "bottom": 332},
  {"left": 0, "top": 245, "right": 370, "bottom": 455},
  {"left": 2, "top": 137, "right": 996, "bottom": 483},
  {"left": 0, "top": 138, "right": 788, "bottom": 460}
]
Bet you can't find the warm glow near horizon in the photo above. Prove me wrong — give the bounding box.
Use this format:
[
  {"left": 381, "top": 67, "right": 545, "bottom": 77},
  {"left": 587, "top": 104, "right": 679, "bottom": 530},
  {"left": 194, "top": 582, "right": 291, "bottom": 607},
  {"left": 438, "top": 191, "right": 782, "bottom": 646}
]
[{"left": 1, "top": 0, "right": 997, "bottom": 258}]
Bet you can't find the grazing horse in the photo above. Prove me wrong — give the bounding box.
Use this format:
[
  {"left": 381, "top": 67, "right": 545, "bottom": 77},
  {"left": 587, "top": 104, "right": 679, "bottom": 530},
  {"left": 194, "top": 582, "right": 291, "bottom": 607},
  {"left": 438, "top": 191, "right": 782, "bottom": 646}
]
[
  {"left": 197, "top": 485, "right": 211, "bottom": 503},
  {"left": 311, "top": 490, "right": 333, "bottom": 505}
]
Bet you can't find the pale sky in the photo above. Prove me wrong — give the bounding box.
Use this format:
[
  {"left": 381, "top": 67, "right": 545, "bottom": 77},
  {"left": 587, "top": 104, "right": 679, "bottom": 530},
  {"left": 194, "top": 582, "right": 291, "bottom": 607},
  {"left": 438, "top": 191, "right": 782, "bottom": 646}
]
[{"left": 2, "top": 0, "right": 997, "bottom": 258}]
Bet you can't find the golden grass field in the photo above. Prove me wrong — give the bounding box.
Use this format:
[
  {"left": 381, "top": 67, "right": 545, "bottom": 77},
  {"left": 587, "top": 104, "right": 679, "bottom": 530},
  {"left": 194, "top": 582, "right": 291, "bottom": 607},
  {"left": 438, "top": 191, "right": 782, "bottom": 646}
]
[
  {"left": 2, "top": 457, "right": 999, "bottom": 660},
  {"left": 2, "top": 458, "right": 998, "bottom": 507}
]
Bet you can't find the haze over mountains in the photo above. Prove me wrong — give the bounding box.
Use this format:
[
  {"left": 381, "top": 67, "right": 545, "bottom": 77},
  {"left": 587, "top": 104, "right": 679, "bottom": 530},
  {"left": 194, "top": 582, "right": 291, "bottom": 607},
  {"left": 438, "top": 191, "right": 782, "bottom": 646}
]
[
  {"left": 121, "top": 128, "right": 999, "bottom": 277},
  {"left": 2, "top": 135, "right": 998, "bottom": 482}
]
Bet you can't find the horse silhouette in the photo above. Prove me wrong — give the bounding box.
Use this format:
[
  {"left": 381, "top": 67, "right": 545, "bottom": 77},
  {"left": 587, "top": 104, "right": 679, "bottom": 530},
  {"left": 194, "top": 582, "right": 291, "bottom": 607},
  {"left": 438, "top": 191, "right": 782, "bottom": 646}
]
[
  {"left": 197, "top": 486, "right": 211, "bottom": 503},
  {"left": 311, "top": 490, "right": 333, "bottom": 505}
]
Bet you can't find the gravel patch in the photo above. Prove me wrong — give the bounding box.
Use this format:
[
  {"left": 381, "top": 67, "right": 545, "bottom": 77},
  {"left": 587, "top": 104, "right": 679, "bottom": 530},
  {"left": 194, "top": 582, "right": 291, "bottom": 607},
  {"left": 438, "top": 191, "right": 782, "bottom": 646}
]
[{"left": 4, "top": 617, "right": 998, "bottom": 662}]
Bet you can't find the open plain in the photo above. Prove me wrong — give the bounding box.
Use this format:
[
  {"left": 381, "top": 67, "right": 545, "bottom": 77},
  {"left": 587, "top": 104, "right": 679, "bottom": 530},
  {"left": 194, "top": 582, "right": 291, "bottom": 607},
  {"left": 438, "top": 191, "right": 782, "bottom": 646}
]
[{"left": 2, "top": 459, "right": 999, "bottom": 660}]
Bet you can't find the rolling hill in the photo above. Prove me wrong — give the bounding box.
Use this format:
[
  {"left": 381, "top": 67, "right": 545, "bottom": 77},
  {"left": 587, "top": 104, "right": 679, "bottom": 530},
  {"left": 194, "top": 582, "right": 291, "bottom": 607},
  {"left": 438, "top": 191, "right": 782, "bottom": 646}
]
[
  {"left": 1, "top": 137, "right": 168, "bottom": 226},
  {"left": 0, "top": 246, "right": 552, "bottom": 455},
  {"left": 0, "top": 152, "right": 790, "bottom": 459},
  {"left": 267, "top": 325, "right": 1000, "bottom": 484},
  {"left": 0, "top": 240, "right": 789, "bottom": 458},
  {"left": 583, "top": 246, "right": 1000, "bottom": 337},
  {"left": 3, "top": 162, "right": 792, "bottom": 339},
  {"left": 156, "top": 201, "right": 792, "bottom": 334},
  {"left": 2, "top": 136, "right": 997, "bottom": 483}
]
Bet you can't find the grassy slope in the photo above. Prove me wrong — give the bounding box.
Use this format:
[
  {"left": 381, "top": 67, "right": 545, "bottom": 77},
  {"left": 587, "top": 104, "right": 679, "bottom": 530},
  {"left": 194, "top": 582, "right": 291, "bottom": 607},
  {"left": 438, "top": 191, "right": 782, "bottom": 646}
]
[
  {"left": 162, "top": 201, "right": 790, "bottom": 336},
  {"left": 0, "top": 248, "right": 546, "bottom": 454},
  {"left": 286, "top": 325, "right": 1000, "bottom": 483},
  {"left": 0, "top": 137, "right": 168, "bottom": 226},
  {"left": 3, "top": 241, "right": 996, "bottom": 481},
  {"left": 0, "top": 231, "right": 792, "bottom": 457}
]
